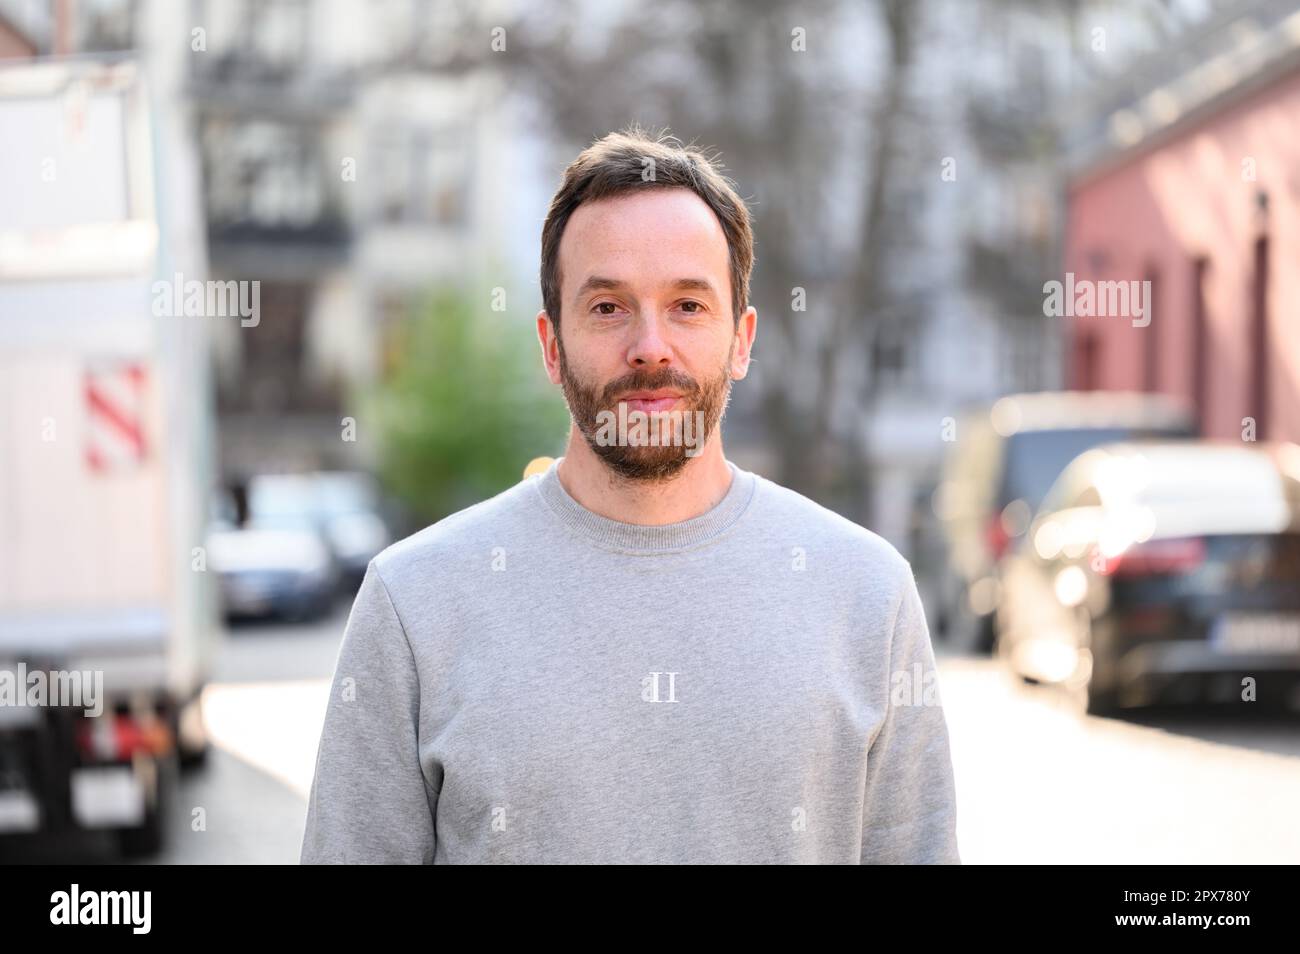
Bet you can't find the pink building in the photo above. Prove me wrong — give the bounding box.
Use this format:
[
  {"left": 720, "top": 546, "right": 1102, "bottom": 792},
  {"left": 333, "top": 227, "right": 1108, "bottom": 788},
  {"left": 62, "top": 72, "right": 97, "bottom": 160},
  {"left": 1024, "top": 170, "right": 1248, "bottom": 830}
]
[
  {"left": 0, "top": 11, "right": 37, "bottom": 59},
  {"left": 1064, "top": 47, "right": 1300, "bottom": 444}
]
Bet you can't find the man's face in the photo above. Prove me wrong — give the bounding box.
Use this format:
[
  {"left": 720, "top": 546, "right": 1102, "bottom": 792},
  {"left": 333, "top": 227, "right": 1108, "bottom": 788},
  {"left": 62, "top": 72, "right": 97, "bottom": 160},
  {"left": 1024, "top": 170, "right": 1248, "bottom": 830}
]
[{"left": 540, "top": 187, "right": 755, "bottom": 481}]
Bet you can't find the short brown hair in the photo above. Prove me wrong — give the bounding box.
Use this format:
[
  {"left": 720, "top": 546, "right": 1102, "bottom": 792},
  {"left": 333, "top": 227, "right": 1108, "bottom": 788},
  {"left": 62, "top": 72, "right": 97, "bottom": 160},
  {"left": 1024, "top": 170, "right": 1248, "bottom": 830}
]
[{"left": 540, "top": 125, "right": 754, "bottom": 331}]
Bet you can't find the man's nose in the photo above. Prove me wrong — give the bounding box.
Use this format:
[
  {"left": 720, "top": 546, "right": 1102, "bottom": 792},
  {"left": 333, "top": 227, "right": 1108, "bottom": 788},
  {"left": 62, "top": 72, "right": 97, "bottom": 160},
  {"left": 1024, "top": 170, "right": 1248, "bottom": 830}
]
[{"left": 628, "top": 311, "right": 673, "bottom": 366}]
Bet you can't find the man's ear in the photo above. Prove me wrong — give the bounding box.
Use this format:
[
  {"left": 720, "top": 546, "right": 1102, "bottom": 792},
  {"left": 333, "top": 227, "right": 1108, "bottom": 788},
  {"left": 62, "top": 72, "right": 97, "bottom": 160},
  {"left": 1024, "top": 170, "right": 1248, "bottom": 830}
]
[
  {"left": 730, "top": 305, "right": 758, "bottom": 380},
  {"left": 537, "top": 310, "right": 563, "bottom": 386}
]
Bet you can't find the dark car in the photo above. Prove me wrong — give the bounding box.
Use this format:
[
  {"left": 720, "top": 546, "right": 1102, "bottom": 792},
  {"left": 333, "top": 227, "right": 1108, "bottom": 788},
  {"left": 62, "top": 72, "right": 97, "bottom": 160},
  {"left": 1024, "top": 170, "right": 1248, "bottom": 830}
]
[
  {"left": 996, "top": 441, "right": 1300, "bottom": 715},
  {"left": 206, "top": 524, "right": 338, "bottom": 623},
  {"left": 247, "top": 472, "right": 391, "bottom": 592},
  {"left": 933, "top": 391, "right": 1195, "bottom": 653}
]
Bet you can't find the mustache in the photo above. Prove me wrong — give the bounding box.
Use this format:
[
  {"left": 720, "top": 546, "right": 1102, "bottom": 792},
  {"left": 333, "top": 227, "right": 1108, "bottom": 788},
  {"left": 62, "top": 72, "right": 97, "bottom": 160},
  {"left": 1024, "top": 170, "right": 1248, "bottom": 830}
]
[{"left": 601, "top": 370, "right": 700, "bottom": 404}]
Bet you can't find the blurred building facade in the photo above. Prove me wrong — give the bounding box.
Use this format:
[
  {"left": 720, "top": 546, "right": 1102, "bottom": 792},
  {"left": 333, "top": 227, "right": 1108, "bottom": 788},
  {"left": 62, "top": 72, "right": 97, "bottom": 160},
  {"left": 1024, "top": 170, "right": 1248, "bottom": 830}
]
[
  {"left": 1064, "top": 0, "right": 1300, "bottom": 446},
  {"left": 858, "top": 0, "right": 1266, "bottom": 556},
  {"left": 186, "top": 0, "right": 526, "bottom": 483},
  {"left": 2, "top": 0, "right": 532, "bottom": 485},
  {"left": 854, "top": 0, "right": 1074, "bottom": 554}
]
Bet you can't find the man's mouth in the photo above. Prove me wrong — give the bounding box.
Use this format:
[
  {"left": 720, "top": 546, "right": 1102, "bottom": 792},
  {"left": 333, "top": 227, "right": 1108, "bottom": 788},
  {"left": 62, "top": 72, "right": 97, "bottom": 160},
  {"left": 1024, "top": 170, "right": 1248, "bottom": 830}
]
[{"left": 617, "top": 390, "right": 683, "bottom": 413}]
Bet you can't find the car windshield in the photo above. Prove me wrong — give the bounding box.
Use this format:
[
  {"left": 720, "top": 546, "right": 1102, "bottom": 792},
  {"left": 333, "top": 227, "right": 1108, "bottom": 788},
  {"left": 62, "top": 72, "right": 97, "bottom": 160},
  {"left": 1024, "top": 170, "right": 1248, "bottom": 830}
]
[
  {"left": 313, "top": 476, "right": 376, "bottom": 516},
  {"left": 1001, "top": 427, "right": 1187, "bottom": 511},
  {"left": 248, "top": 474, "right": 378, "bottom": 527},
  {"left": 248, "top": 477, "right": 318, "bottom": 527}
]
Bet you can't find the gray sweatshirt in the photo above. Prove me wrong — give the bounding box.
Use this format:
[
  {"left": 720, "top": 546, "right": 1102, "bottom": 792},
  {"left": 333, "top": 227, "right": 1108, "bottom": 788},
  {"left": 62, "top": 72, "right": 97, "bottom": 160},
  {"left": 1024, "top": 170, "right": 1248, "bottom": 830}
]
[{"left": 300, "top": 457, "right": 960, "bottom": 864}]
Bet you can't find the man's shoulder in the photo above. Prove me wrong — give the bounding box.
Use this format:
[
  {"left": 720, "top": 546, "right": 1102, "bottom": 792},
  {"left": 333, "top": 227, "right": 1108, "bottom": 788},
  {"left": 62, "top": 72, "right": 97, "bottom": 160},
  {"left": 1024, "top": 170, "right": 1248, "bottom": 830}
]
[
  {"left": 750, "top": 470, "right": 913, "bottom": 586},
  {"left": 369, "top": 475, "right": 541, "bottom": 589}
]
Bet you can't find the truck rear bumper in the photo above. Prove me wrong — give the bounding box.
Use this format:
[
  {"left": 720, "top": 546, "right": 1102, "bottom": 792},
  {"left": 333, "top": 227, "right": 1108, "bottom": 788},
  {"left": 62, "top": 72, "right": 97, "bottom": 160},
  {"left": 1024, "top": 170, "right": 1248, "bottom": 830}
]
[
  {"left": 0, "top": 692, "right": 170, "bottom": 840},
  {"left": 0, "top": 764, "right": 147, "bottom": 834}
]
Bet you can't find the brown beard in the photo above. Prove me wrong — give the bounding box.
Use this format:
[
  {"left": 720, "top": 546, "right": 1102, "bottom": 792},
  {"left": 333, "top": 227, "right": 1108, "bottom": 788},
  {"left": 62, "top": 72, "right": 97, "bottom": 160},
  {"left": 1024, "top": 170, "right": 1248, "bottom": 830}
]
[{"left": 557, "top": 336, "right": 734, "bottom": 482}]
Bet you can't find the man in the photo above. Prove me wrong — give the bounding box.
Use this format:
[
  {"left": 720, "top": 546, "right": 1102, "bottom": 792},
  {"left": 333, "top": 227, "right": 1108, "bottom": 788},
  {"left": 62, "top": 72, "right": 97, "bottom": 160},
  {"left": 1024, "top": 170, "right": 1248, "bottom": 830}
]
[{"left": 301, "top": 127, "right": 960, "bottom": 864}]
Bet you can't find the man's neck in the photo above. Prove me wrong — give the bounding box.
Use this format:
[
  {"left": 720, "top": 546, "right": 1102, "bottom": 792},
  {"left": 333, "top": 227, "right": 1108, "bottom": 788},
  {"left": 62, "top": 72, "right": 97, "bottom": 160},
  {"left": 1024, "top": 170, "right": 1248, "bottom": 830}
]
[{"left": 555, "top": 430, "right": 734, "bottom": 526}]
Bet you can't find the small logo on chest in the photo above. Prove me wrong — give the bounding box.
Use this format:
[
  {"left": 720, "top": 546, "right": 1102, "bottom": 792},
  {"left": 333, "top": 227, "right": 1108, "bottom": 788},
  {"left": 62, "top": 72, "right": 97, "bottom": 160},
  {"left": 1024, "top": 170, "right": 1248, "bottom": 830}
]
[{"left": 641, "top": 671, "right": 679, "bottom": 703}]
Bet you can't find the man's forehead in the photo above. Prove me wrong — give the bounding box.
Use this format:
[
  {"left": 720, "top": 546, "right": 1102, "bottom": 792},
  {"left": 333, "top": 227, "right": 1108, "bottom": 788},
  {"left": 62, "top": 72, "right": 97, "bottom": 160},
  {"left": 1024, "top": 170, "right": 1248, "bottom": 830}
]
[{"left": 559, "top": 189, "right": 730, "bottom": 285}]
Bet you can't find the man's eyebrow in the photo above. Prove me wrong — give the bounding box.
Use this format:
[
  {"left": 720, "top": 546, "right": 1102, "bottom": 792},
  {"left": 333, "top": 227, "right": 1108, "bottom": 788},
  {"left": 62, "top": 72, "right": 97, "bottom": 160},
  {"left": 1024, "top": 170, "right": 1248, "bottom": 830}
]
[
  {"left": 573, "top": 276, "right": 720, "bottom": 300},
  {"left": 670, "top": 278, "right": 719, "bottom": 296},
  {"left": 574, "top": 275, "right": 625, "bottom": 300}
]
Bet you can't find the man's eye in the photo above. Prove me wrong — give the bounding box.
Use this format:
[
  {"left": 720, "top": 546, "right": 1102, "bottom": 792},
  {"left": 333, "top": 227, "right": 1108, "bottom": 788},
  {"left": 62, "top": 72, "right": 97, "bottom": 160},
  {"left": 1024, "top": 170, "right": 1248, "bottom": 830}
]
[
  {"left": 680, "top": 301, "right": 703, "bottom": 313},
  {"left": 593, "top": 302, "right": 620, "bottom": 315}
]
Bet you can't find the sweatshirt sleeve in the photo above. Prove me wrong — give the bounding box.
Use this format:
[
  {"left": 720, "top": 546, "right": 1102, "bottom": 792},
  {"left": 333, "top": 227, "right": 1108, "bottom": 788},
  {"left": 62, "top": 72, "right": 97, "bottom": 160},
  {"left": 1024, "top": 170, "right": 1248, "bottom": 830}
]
[
  {"left": 860, "top": 568, "right": 961, "bottom": 864},
  {"left": 300, "top": 561, "right": 438, "bottom": 864}
]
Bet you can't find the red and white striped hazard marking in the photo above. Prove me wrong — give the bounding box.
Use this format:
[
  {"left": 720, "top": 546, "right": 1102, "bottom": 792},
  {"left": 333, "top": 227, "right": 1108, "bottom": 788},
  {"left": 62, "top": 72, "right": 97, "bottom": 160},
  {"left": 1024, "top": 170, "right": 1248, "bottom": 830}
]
[{"left": 84, "top": 363, "right": 148, "bottom": 472}]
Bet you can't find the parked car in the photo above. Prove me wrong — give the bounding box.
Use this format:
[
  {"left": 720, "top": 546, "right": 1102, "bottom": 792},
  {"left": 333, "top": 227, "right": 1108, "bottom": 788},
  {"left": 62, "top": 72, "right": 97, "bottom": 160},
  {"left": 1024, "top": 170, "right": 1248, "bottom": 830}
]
[
  {"left": 247, "top": 471, "right": 391, "bottom": 590},
  {"left": 933, "top": 391, "right": 1195, "bottom": 653},
  {"left": 207, "top": 523, "right": 338, "bottom": 622},
  {"left": 996, "top": 441, "right": 1300, "bottom": 714}
]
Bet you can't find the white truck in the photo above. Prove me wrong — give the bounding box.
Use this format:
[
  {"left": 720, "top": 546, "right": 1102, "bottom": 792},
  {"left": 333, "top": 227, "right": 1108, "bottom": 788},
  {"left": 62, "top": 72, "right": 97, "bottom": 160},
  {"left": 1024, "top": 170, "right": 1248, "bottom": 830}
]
[{"left": 0, "top": 56, "right": 217, "bottom": 856}]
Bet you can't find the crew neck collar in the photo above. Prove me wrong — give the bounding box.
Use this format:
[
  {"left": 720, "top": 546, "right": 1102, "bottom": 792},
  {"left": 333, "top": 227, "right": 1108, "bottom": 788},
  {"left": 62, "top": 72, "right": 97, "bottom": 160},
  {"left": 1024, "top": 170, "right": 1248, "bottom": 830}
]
[{"left": 534, "top": 455, "right": 757, "bottom": 553}]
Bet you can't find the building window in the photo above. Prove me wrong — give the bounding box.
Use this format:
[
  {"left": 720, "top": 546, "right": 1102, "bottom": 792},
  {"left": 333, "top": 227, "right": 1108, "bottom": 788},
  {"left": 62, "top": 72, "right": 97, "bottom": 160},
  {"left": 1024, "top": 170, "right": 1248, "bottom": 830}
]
[
  {"left": 870, "top": 321, "right": 911, "bottom": 393},
  {"left": 1250, "top": 234, "right": 1269, "bottom": 439},
  {"left": 202, "top": 119, "right": 340, "bottom": 233},
  {"left": 1143, "top": 262, "right": 1160, "bottom": 393},
  {"left": 373, "top": 126, "right": 472, "bottom": 227},
  {"left": 1191, "top": 255, "right": 1210, "bottom": 435},
  {"left": 1075, "top": 332, "right": 1100, "bottom": 391}
]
